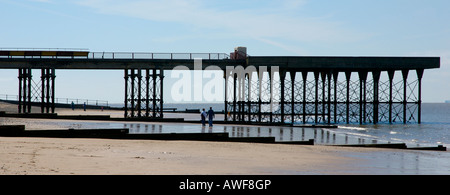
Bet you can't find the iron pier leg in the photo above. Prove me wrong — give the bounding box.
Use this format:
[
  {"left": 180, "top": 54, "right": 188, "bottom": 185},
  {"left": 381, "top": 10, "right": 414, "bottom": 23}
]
[
  {"left": 358, "top": 71, "right": 368, "bottom": 124},
  {"left": 224, "top": 71, "right": 228, "bottom": 122},
  {"left": 159, "top": 67, "right": 164, "bottom": 118},
  {"left": 321, "top": 72, "right": 326, "bottom": 123},
  {"left": 145, "top": 69, "right": 150, "bottom": 117},
  {"left": 46, "top": 69, "right": 50, "bottom": 114},
  {"left": 388, "top": 70, "right": 395, "bottom": 123},
  {"left": 124, "top": 69, "right": 128, "bottom": 118},
  {"left": 268, "top": 67, "right": 273, "bottom": 123},
  {"left": 130, "top": 69, "right": 136, "bottom": 118},
  {"left": 417, "top": 69, "right": 424, "bottom": 124},
  {"left": 314, "top": 71, "right": 319, "bottom": 124},
  {"left": 233, "top": 74, "right": 237, "bottom": 122},
  {"left": 258, "top": 69, "right": 262, "bottom": 123},
  {"left": 137, "top": 68, "right": 142, "bottom": 118},
  {"left": 280, "top": 70, "right": 286, "bottom": 124},
  {"left": 27, "top": 69, "right": 32, "bottom": 113},
  {"left": 345, "top": 71, "right": 351, "bottom": 124},
  {"left": 372, "top": 71, "right": 381, "bottom": 124},
  {"left": 332, "top": 72, "right": 339, "bottom": 123},
  {"left": 41, "top": 69, "right": 45, "bottom": 113},
  {"left": 247, "top": 73, "right": 251, "bottom": 122},
  {"left": 359, "top": 73, "right": 363, "bottom": 124},
  {"left": 290, "top": 71, "right": 296, "bottom": 124},
  {"left": 51, "top": 68, "right": 55, "bottom": 114},
  {"left": 23, "top": 69, "right": 27, "bottom": 113},
  {"left": 327, "top": 72, "right": 331, "bottom": 124},
  {"left": 302, "top": 72, "right": 307, "bottom": 124},
  {"left": 18, "top": 69, "right": 22, "bottom": 113},
  {"left": 153, "top": 68, "right": 157, "bottom": 118},
  {"left": 402, "top": 70, "right": 409, "bottom": 124}
]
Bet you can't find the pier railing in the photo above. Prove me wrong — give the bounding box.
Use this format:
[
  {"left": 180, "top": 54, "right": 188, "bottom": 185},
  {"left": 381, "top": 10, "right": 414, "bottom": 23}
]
[
  {"left": 0, "top": 48, "right": 231, "bottom": 60},
  {"left": 0, "top": 94, "right": 109, "bottom": 107},
  {"left": 89, "top": 52, "right": 230, "bottom": 60}
]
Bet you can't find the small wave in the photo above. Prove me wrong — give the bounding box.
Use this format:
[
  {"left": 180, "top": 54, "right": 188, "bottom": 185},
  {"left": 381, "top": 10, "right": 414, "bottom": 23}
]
[
  {"left": 390, "top": 138, "right": 406, "bottom": 142},
  {"left": 343, "top": 131, "right": 379, "bottom": 139},
  {"left": 338, "top": 126, "right": 368, "bottom": 131}
]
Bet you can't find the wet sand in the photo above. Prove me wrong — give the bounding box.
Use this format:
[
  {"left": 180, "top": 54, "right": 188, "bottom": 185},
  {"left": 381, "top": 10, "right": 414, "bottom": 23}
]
[{"left": 1, "top": 102, "right": 449, "bottom": 175}]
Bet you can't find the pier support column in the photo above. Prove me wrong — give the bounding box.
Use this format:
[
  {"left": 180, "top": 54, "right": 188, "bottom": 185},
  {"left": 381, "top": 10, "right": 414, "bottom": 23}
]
[
  {"left": 152, "top": 68, "right": 157, "bottom": 118},
  {"left": 224, "top": 71, "right": 228, "bottom": 122},
  {"left": 314, "top": 71, "right": 319, "bottom": 123},
  {"left": 345, "top": 71, "right": 351, "bottom": 124},
  {"left": 18, "top": 68, "right": 31, "bottom": 113},
  {"left": 257, "top": 68, "right": 262, "bottom": 122},
  {"left": 246, "top": 73, "right": 251, "bottom": 122},
  {"left": 18, "top": 68, "right": 55, "bottom": 114},
  {"left": 158, "top": 67, "right": 164, "bottom": 118},
  {"left": 233, "top": 73, "right": 237, "bottom": 122},
  {"left": 124, "top": 68, "right": 163, "bottom": 119},
  {"left": 137, "top": 68, "right": 143, "bottom": 117},
  {"left": 388, "top": 70, "right": 395, "bottom": 123},
  {"left": 124, "top": 70, "right": 129, "bottom": 118},
  {"left": 416, "top": 69, "right": 424, "bottom": 124},
  {"left": 145, "top": 69, "right": 150, "bottom": 117},
  {"left": 358, "top": 71, "right": 368, "bottom": 124},
  {"left": 51, "top": 69, "right": 55, "bottom": 114},
  {"left": 402, "top": 70, "right": 409, "bottom": 124},
  {"left": 290, "top": 71, "right": 296, "bottom": 124},
  {"left": 332, "top": 71, "right": 339, "bottom": 123},
  {"left": 372, "top": 71, "right": 381, "bottom": 124},
  {"left": 301, "top": 72, "right": 308, "bottom": 124},
  {"left": 280, "top": 70, "right": 286, "bottom": 124},
  {"left": 320, "top": 72, "right": 326, "bottom": 123},
  {"left": 268, "top": 67, "right": 273, "bottom": 123},
  {"left": 327, "top": 72, "right": 331, "bottom": 124}
]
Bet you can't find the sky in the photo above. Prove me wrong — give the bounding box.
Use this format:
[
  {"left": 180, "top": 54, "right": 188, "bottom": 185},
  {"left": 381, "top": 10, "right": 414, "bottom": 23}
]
[{"left": 0, "top": 0, "right": 449, "bottom": 103}]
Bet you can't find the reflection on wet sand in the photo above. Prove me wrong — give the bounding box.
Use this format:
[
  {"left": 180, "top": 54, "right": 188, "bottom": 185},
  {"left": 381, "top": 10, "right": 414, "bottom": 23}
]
[{"left": 120, "top": 122, "right": 389, "bottom": 145}]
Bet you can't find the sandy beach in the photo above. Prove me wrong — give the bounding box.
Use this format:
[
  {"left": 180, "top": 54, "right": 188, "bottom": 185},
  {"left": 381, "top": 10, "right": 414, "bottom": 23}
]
[
  {"left": 1, "top": 102, "right": 449, "bottom": 175},
  {"left": 2, "top": 135, "right": 448, "bottom": 175},
  {"left": 0, "top": 136, "right": 362, "bottom": 175}
]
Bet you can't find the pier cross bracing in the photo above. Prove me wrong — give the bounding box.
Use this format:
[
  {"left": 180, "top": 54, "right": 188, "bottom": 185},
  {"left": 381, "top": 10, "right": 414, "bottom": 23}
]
[{"left": 0, "top": 47, "right": 440, "bottom": 124}]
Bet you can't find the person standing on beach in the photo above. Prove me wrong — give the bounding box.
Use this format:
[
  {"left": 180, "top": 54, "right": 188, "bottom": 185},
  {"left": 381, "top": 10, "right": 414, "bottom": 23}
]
[
  {"left": 71, "top": 101, "right": 75, "bottom": 111},
  {"left": 83, "top": 102, "right": 86, "bottom": 111},
  {"left": 200, "top": 108, "right": 207, "bottom": 126},
  {"left": 207, "top": 107, "right": 215, "bottom": 127}
]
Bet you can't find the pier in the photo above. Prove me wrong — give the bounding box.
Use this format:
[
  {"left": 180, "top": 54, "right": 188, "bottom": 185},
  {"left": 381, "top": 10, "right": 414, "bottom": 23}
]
[{"left": 0, "top": 47, "right": 440, "bottom": 124}]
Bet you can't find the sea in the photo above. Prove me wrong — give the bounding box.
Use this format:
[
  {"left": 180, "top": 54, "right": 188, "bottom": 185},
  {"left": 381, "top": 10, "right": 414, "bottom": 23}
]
[{"left": 333, "top": 103, "right": 450, "bottom": 148}]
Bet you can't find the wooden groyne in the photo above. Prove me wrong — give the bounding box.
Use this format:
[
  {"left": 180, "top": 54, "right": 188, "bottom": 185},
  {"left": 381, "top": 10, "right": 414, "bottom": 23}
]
[
  {"left": 0, "top": 125, "right": 314, "bottom": 145},
  {"left": 334, "top": 143, "right": 447, "bottom": 151}
]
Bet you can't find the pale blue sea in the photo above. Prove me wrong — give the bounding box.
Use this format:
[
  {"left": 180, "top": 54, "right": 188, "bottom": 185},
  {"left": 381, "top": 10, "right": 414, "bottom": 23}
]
[{"left": 336, "top": 103, "right": 450, "bottom": 148}]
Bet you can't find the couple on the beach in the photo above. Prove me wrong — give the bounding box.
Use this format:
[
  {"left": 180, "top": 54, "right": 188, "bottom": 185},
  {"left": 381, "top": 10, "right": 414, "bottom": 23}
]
[{"left": 201, "top": 107, "right": 215, "bottom": 127}]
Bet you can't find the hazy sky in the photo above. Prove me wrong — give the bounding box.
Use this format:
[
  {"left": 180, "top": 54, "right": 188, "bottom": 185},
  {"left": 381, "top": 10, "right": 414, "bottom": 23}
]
[{"left": 0, "top": 0, "right": 449, "bottom": 103}]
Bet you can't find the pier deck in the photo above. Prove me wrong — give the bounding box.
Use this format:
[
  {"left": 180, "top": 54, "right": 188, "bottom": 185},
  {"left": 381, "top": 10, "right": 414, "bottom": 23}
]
[{"left": 0, "top": 48, "right": 441, "bottom": 125}]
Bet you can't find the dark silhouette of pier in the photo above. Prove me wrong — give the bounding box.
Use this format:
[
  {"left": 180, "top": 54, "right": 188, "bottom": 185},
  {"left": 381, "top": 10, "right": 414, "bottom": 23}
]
[{"left": 0, "top": 47, "right": 440, "bottom": 124}]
